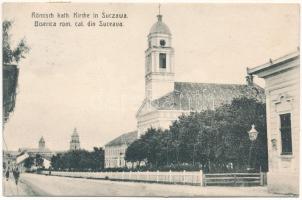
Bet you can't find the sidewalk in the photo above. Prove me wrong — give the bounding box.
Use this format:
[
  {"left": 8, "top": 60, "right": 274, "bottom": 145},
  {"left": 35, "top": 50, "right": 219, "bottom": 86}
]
[
  {"left": 20, "top": 173, "right": 288, "bottom": 197},
  {"left": 2, "top": 177, "right": 30, "bottom": 196},
  {"left": 3, "top": 173, "right": 293, "bottom": 197}
]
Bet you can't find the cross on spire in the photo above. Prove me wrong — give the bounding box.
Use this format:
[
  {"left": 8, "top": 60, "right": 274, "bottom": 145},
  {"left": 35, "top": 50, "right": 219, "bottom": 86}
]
[{"left": 157, "top": 3, "right": 163, "bottom": 22}]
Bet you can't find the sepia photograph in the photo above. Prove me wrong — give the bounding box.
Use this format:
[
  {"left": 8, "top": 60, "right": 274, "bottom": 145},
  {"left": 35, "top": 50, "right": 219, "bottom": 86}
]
[{"left": 2, "top": 2, "right": 300, "bottom": 197}]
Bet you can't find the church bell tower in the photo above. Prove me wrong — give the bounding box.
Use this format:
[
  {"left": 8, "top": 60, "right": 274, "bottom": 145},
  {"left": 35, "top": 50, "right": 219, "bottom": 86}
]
[
  {"left": 39, "top": 136, "right": 45, "bottom": 150},
  {"left": 70, "top": 128, "right": 80, "bottom": 151},
  {"left": 145, "top": 13, "right": 175, "bottom": 100}
]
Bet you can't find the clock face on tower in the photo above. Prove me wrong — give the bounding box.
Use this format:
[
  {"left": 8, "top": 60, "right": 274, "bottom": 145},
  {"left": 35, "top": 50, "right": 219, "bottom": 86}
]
[{"left": 160, "top": 40, "right": 166, "bottom": 47}]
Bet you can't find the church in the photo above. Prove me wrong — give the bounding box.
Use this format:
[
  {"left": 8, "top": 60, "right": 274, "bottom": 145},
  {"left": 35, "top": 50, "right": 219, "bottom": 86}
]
[
  {"left": 136, "top": 14, "right": 265, "bottom": 137},
  {"left": 70, "top": 128, "right": 81, "bottom": 150},
  {"left": 18, "top": 136, "right": 54, "bottom": 159},
  {"left": 104, "top": 13, "right": 265, "bottom": 168}
]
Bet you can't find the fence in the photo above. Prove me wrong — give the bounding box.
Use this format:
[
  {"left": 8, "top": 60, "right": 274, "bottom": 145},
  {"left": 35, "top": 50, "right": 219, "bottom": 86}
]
[
  {"left": 39, "top": 170, "right": 266, "bottom": 187},
  {"left": 40, "top": 170, "right": 203, "bottom": 186},
  {"left": 203, "top": 172, "right": 266, "bottom": 186}
]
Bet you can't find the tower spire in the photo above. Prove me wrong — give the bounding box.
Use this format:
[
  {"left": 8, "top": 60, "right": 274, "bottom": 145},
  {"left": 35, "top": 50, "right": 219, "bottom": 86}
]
[
  {"left": 157, "top": 3, "right": 162, "bottom": 22},
  {"left": 70, "top": 127, "right": 80, "bottom": 150}
]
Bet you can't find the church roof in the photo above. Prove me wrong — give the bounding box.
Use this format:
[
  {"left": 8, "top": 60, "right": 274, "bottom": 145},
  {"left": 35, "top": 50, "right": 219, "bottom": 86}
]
[
  {"left": 151, "top": 82, "right": 265, "bottom": 111},
  {"left": 105, "top": 131, "right": 138, "bottom": 147},
  {"left": 149, "top": 15, "right": 171, "bottom": 35},
  {"left": 18, "top": 147, "right": 52, "bottom": 153}
]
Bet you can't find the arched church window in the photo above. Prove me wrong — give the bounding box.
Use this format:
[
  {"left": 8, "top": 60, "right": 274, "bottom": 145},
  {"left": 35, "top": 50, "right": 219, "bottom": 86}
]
[{"left": 159, "top": 53, "right": 166, "bottom": 68}]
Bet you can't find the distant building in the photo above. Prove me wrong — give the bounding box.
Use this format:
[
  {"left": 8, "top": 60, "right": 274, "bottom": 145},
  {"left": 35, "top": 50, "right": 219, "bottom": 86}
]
[
  {"left": 16, "top": 152, "right": 51, "bottom": 172},
  {"left": 104, "top": 131, "right": 137, "bottom": 168},
  {"left": 248, "top": 50, "right": 299, "bottom": 194},
  {"left": 70, "top": 128, "right": 80, "bottom": 150},
  {"left": 136, "top": 14, "right": 265, "bottom": 137},
  {"left": 15, "top": 152, "right": 30, "bottom": 172},
  {"left": 39, "top": 136, "right": 45, "bottom": 150},
  {"left": 18, "top": 136, "right": 54, "bottom": 159}
]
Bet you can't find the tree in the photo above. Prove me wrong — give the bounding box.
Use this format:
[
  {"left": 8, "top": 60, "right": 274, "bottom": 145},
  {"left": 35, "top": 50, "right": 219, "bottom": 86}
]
[
  {"left": 125, "top": 128, "right": 174, "bottom": 168},
  {"left": 3, "top": 20, "right": 29, "bottom": 64},
  {"left": 3, "top": 20, "right": 30, "bottom": 124},
  {"left": 125, "top": 97, "right": 267, "bottom": 172},
  {"left": 35, "top": 154, "right": 44, "bottom": 168},
  {"left": 50, "top": 147, "right": 105, "bottom": 171},
  {"left": 51, "top": 154, "right": 63, "bottom": 170},
  {"left": 24, "top": 157, "right": 35, "bottom": 169},
  {"left": 91, "top": 147, "right": 105, "bottom": 170},
  {"left": 210, "top": 97, "right": 267, "bottom": 172},
  {"left": 125, "top": 139, "right": 146, "bottom": 168}
]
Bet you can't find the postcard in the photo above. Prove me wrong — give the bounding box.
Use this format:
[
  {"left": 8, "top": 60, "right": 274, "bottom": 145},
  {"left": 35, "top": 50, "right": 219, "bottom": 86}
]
[{"left": 2, "top": 2, "right": 299, "bottom": 197}]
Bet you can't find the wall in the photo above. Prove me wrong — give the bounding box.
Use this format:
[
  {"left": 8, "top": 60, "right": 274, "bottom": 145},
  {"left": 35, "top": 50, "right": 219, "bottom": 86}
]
[
  {"left": 105, "top": 144, "right": 131, "bottom": 168},
  {"left": 137, "top": 109, "right": 189, "bottom": 136},
  {"left": 265, "top": 65, "right": 299, "bottom": 194}
]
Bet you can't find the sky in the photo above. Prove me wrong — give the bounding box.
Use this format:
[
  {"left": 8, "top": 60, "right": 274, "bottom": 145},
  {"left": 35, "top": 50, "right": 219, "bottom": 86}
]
[{"left": 3, "top": 3, "right": 299, "bottom": 151}]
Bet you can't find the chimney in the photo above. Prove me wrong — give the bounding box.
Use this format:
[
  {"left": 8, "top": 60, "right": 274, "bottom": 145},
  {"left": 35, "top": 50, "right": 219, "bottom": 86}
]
[{"left": 246, "top": 74, "right": 254, "bottom": 86}]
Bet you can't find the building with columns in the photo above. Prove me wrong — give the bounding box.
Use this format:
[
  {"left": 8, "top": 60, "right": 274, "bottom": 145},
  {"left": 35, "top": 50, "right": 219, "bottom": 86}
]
[
  {"left": 247, "top": 50, "right": 299, "bottom": 194},
  {"left": 70, "top": 128, "right": 81, "bottom": 150},
  {"left": 136, "top": 14, "right": 265, "bottom": 137}
]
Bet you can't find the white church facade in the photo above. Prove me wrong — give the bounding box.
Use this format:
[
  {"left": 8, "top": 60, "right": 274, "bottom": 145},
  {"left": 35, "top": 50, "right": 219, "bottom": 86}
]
[
  {"left": 105, "top": 13, "right": 265, "bottom": 168},
  {"left": 136, "top": 14, "right": 265, "bottom": 137}
]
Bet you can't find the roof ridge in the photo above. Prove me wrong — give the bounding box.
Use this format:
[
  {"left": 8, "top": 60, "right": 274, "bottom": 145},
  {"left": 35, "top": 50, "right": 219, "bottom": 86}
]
[
  {"left": 175, "top": 81, "right": 246, "bottom": 86},
  {"left": 152, "top": 91, "right": 174, "bottom": 102},
  {"left": 105, "top": 130, "right": 137, "bottom": 147}
]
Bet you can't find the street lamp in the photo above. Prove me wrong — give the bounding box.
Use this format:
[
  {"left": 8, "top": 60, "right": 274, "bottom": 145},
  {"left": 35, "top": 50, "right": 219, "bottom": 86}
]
[{"left": 247, "top": 124, "right": 258, "bottom": 172}]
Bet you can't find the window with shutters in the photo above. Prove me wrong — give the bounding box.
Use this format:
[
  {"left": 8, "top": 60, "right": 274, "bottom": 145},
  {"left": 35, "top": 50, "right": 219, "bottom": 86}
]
[{"left": 280, "top": 113, "right": 292, "bottom": 155}]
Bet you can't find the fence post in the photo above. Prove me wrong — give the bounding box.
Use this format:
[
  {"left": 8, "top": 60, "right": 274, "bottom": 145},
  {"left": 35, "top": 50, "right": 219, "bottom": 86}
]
[
  {"left": 122, "top": 171, "right": 124, "bottom": 180},
  {"left": 260, "top": 172, "right": 264, "bottom": 186},
  {"left": 183, "top": 170, "right": 186, "bottom": 184},
  {"left": 130, "top": 171, "right": 132, "bottom": 180},
  {"left": 147, "top": 170, "right": 149, "bottom": 182},
  {"left": 169, "top": 170, "right": 172, "bottom": 183},
  {"left": 156, "top": 170, "right": 159, "bottom": 183},
  {"left": 200, "top": 170, "right": 203, "bottom": 187}
]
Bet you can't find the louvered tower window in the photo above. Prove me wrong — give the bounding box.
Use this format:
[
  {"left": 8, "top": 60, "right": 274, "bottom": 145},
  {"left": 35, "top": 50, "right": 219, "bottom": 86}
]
[{"left": 159, "top": 53, "right": 166, "bottom": 68}]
